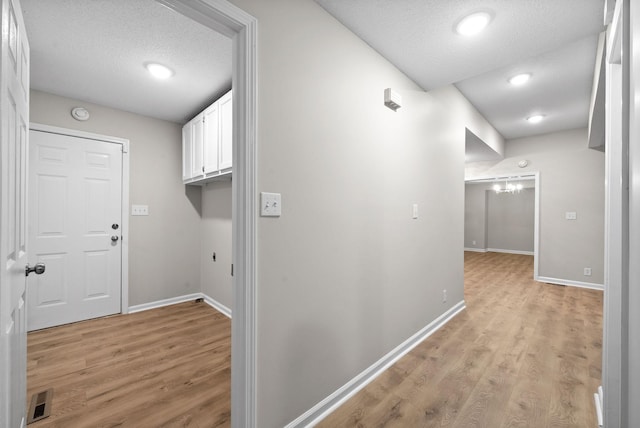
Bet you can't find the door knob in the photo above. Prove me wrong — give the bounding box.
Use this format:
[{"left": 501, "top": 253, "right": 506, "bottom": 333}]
[
  {"left": 25, "top": 263, "right": 46, "bottom": 277},
  {"left": 111, "top": 235, "right": 119, "bottom": 242}
]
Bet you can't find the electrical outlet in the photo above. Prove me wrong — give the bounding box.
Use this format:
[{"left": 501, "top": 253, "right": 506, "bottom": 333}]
[
  {"left": 584, "top": 267, "right": 592, "bottom": 276},
  {"left": 412, "top": 204, "right": 418, "bottom": 219},
  {"left": 472, "top": 240, "right": 476, "bottom": 245},
  {"left": 442, "top": 289, "right": 447, "bottom": 303}
]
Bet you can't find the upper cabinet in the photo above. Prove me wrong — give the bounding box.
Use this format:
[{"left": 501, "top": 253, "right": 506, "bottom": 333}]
[{"left": 183, "top": 90, "right": 232, "bottom": 184}]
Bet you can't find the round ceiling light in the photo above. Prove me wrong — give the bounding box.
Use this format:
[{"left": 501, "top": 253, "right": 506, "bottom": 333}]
[
  {"left": 526, "top": 114, "right": 545, "bottom": 124},
  {"left": 508, "top": 73, "right": 531, "bottom": 86},
  {"left": 146, "top": 63, "right": 174, "bottom": 79},
  {"left": 455, "top": 12, "right": 492, "bottom": 36}
]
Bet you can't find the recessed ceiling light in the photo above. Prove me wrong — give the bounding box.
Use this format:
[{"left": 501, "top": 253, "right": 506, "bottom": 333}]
[
  {"left": 508, "top": 73, "right": 531, "bottom": 86},
  {"left": 455, "top": 12, "right": 492, "bottom": 36},
  {"left": 146, "top": 63, "right": 174, "bottom": 79},
  {"left": 527, "top": 114, "right": 545, "bottom": 124}
]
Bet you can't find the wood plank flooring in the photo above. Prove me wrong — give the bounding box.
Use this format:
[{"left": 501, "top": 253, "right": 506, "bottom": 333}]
[
  {"left": 318, "top": 252, "right": 603, "bottom": 428},
  {"left": 27, "top": 301, "right": 231, "bottom": 427}
]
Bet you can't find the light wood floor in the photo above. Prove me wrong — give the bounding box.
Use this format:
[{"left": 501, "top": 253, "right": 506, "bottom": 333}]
[
  {"left": 319, "top": 252, "right": 603, "bottom": 427},
  {"left": 27, "top": 301, "right": 231, "bottom": 427},
  {"left": 28, "top": 253, "right": 603, "bottom": 427}
]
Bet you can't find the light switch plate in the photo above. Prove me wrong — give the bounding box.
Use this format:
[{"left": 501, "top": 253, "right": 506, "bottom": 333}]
[
  {"left": 132, "top": 205, "right": 149, "bottom": 216},
  {"left": 261, "top": 192, "right": 281, "bottom": 217},
  {"left": 565, "top": 211, "right": 577, "bottom": 220}
]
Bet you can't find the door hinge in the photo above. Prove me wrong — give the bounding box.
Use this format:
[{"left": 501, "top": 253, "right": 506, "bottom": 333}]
[{"left": 231, "top": 263, "right": 234, "bottom": 277}]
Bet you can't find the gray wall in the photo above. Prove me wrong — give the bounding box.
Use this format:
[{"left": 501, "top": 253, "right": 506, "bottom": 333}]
[
  {"left": 464, "top": 183, "right": 488, "bottom": 249},
  {"left": 229, "top": 0, "right": 502, "bottom": 426},
  {"left": 200, "top": 180, "right": 232, "bottom": 309},
  {"left": 487, "top": 188, "right": 535, "bottom": 253},
  {"left": 30, "top": 89, "right": 202, "bottom": 305},
  {"left": 465, "top": 182, "right": 535, "bottom": 253},
  {"left": 466, "top": 127, "right": 605, "bottom": 285}
]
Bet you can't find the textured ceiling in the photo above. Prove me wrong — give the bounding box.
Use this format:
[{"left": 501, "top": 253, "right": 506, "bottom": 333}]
[
  {"left": 314, "top": 0, "right": 605, "bottom": 143},
  {"left": 456, "top": 35, "right": 599, "bottom": 140},
  {"left": 22, "top": 0, "right": 606, "bottom": 146},
  {"left": 22, "top": 0, "right": 232, "bottom": 124}
]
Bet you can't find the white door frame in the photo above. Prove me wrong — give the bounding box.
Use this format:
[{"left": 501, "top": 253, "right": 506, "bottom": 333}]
[
  {"left": 464, "top": 172, "right": 541, "bottom": 279},
  {"left": 154, "top": 1, "right": 258, "bottom": 426},
  {"left": 29, "top": 123, "right": 131, "bottom": 315},
  {"left": 602, "top": 0, "right": 626, "bottom": 425}
]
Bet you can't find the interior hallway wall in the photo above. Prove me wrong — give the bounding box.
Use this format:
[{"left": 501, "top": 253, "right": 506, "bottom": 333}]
[
  {"left": 229, "top": 0, "right": 504, "bottom": 425},
  {"left": 29, "top": 89, "right": 202, "bottom": 306}
]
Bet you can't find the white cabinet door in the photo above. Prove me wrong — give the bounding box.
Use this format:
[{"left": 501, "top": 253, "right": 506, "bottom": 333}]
[
  {"left": 218, "top": 91, "right": 233, "bottom": 171},
  {"left": 182, "top": 122, "right": 193, "bottom": 181},
  {"left": 203, "top": 102, "right": 219, "bottom": 175},
  {"left": 191, "top": 113, "right": 204, "bottom": 179},
  {"left": 182, "top": 90, "right": 232, "bottom": 184}
]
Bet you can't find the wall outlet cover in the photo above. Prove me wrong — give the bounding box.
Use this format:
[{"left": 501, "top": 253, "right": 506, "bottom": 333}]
[
  {"left": 131, "top": 205, "right": 149, "bottom": 216},
  {"left": 261, "top": 192, "right": 281, "bottom": 217}
]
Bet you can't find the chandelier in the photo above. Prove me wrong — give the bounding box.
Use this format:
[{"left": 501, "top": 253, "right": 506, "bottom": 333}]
[{"left": 493, "top": 181, "right": 523, "bottom": 194}]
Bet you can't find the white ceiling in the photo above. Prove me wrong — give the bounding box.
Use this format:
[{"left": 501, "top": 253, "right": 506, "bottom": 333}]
[
  {"left": 314, "top": 0, "right": 606, "bottom": 142},
  {"left": 22, "top": 0, "right": 232, "bottom": 124},
  {"left": 22, "top": 0, "right": 605, "bottom": 147}
]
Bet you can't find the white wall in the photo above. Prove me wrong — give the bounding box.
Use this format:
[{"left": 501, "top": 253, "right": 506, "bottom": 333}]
[
  {"left": 200, "top": 180, "right": 232, "bottom": 309},
  {"left": 466, "top": 127, "right": 605, "bottom": 285},
  {"left": 228, "top": 0, "right": 502, "bottom": 426},
  {"left": 29, "top": 90, "right": 202, "bottom": 305}
]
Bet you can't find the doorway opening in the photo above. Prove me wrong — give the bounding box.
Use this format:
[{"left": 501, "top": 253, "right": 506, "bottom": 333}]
[
  {"left": 22, "top": 0, "right": 257, "bottom": 425},
  {"left": 464, "top": 173, "right": 540, "bottom": 280}
]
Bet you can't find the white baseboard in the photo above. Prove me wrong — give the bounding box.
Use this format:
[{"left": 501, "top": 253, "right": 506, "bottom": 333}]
[
  {"left": 486, "top": 248, "right": 534, "bottom": 256},
  {"left": 537, "top": 276, "right": 604, "bottom": 291},
  {"left": 202, "top": 293, "right": 232, "bottom": 318},
  {"left": 284, "top": 300, "right": 466, "bottom": 428},
  {"left": 128, "top": 292, "right": 232, "bottom": 317},
  {"left": 128, "top": 293, "right": 202, "bottom": 313},
  {"left": 594, "top": 385, "right": 603, "bottom": 427},
  {"left": 464, "top": 247, "right": 487, "bottom": 253}
]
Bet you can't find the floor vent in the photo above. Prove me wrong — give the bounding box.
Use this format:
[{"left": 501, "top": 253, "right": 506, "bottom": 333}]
[{"left": 27, "top": 388, "right": 53, "bottom": 424}]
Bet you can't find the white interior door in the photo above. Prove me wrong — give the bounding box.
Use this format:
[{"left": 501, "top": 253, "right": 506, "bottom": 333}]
[
  {"left": 27, "top": 130, "right": 123, "bottom": 331},
  {"left": 0, "top": 0, "right": 29, "bottom": 425}
]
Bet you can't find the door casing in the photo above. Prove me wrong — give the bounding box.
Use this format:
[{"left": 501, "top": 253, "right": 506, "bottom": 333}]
[{"left": 153, "top": 1, "right": 259, "bottom": 427}]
